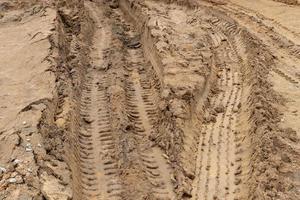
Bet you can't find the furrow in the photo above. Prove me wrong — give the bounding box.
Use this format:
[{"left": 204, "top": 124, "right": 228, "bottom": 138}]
[
  {"left": 76, "top": 3, "right": 124, "bottom": 199},
  {"left": 192, "top": 24, "right": 243, "bottom": 199},
  {"left": 124, "top": 47, "right": 175, "bottom": 199}
]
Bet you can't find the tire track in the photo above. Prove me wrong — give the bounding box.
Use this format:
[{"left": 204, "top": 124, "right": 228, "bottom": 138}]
[
  {"left": 77, "top": 3, "right": 124, "bottom": 199},
  {"left": 109, "top": 7, "right": 175, "bottom": 198},
  {"left": 79, "top": 71, "right": 123, "bottom": 199},
  {"left": 212, "top": 12, "right": 300, "bottom": 87},
  {"left": 192, "top": 27, "right": 242, "bottom": 199},
  {"left": 272, "top": 67, "right": 300, "bottom": 85},
  {"left": 208, "top": 5, "right": 300, "bottom": 87},
  {"left": 78, "top": 73, "right": 99, "bottom": 198},
  {"left": 124, "top": 47, "right": 175, "bottom": 199}
]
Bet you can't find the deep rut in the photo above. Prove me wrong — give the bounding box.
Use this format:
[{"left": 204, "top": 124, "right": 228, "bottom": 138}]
[
  {"left": 77, "top": 3, "right": 175, "bottom": 199},
  {"left": 79, "top": 72, "right": 122, "bottom": 199},
  {"left": 192, "top": 28, "right": 243, "bottom": 200},
  {"left": 77, "top": 3, "right": 123, "bottom": 199},
  {"left": 123, "top": 28, "right": 175, "bottom": 199},
  {"left": 71, "top": 1, "right": 299, "bottom": 200}
]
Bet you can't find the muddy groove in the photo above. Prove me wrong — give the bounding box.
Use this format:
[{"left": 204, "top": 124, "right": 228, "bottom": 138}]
[
  {"left": 192, "top": 20, "right": 243, "bottom": 199},
  {"left": 110, "top": 7, "right": 176, "bottom": 199},
  {"left": 61, "top": 0, "right": 300, "bottom": 200},
  {"left": 71, "top": 2, "right": 126, "bottom": 199}
]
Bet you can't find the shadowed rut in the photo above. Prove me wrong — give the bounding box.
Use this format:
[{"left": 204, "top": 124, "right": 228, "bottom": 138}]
[
  {"left": 125, "top": 49, "right": 175, "bottom": 199},
  {"left": 120, "top": 11, "right": 176, "bottom": 198},
  {"left": 76, "top": 1, "right": 175, "bottom": 199},
  {"left": 77, "top": 3, "right": 123, "bottom": 199}
]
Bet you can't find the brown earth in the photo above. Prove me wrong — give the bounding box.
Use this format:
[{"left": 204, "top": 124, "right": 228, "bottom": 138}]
[
  {"left": 273, "top": 0, "right": 300, "bottom": 5},
  {"left": 0, "top": 0, "right": 299, "bottom": 200}
]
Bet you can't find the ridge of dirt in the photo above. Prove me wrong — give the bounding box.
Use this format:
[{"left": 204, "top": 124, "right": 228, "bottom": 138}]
[{"left": 118, "top": 0, "right": 218, "bottom": 197}]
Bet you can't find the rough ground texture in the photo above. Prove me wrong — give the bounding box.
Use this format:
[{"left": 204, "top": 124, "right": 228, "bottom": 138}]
[
  {"left": 0, "top": 0, "right": 299, "bottom": 200},
  {"left": 273, "top": 0, "right": 300, "bottom": 5}
]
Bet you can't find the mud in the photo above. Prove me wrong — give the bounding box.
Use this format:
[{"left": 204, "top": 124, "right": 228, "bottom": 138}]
[{"left": 0, "top": 0, "right": 299, "bottom": 200}]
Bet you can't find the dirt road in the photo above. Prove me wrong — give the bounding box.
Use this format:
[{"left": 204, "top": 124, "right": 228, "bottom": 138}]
[{"left": 0, "top": 0, "right": 299, "bottom": 199}]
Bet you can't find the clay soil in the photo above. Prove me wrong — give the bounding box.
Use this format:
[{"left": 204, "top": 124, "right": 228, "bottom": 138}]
[{"left": 0, "top": 0, "right": 299, "bottom": 200}]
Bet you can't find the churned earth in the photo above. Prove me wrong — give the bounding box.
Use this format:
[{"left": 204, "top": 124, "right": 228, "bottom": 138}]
[{"left": 0, "top": 0, "right": 299, "bottom": 200}]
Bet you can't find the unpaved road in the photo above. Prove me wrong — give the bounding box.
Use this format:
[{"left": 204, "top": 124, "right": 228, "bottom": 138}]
[{"left": 0, "top": 0, "right": 299, "bottom": 200}]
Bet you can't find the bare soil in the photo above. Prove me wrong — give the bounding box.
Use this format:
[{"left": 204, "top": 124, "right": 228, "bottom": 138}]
[{"left": 0, "top": 0, "right": 299, "bottom": 200}]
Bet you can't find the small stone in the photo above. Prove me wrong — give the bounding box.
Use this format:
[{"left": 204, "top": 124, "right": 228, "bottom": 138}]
[
  {"left": 25, "top": 144, "right": 32, "bottom": 152},
  {"left": 12, "top": 159, "right": 22, "bottom": 166},
  {"left": 22, "top": 121, "right": 27, "bottom": 125},
  {"left": 235, "top": 169, "right": 242, "bottom": 176},
  {"left": 170, "top": 174, "right": 176, "bottom": 183},
  {"left": 37, "top": 143, "right": 42, "bottom": 148},
  {"left": 83, "top": 117, "right": 93, "bottom": 124},
  {"left": 161, "top": 89, "right": 171, "bottom": 99},
  {"left": 8, "top": 178, "right": 16, "bottom": 183},
  {"left": 0, "top": 166, "right": 6, "bottom": 174},
  {"left": 162, "top": 154, "right": 169, "bottom": 159}
]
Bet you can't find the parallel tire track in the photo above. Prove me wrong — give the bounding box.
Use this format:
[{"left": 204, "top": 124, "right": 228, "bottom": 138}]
[
  {"left": 124, "top": 47, "right": 175, "bottom": 199},
  {"left": 209, "top": 7, "right": 300, "bottom": 87},
  {"left": 77, "top": 3, "right": 124, "bottom": 199},
  {"left": 107, "top": 6, "right": 176, "bottom": 199},
  {"left": 272, "top": 67, "right": 299, "bottom": 85},
  {"left": 79, "top": 72, "right": 123, "bottom": 199},
  {"left": 192, "top": 26, "right": 242, "bottom": 199}
]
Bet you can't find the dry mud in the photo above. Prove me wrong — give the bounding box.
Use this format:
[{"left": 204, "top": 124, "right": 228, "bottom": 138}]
[{"left": 0, "top": 0, "right": 300, "bottom": 200}]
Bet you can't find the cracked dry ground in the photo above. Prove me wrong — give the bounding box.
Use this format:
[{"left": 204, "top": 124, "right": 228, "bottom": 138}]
[{"left": 0, "top": 0, "right": 300, "bottom": 200}]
